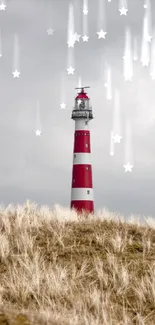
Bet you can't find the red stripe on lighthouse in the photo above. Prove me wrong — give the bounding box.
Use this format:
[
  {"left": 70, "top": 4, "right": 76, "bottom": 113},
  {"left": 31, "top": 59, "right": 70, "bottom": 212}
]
[
  {"left": 71, "top": 200, "right": 94, "bottom": 213},
  {"left": 74, "top": 131, "right": 91, "bottom": 153},
  {"left": 72, "top": 164, "right": 93, "bottom": 188}
]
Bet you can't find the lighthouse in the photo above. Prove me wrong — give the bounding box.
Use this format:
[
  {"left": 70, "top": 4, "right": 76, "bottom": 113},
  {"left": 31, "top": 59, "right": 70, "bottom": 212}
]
[{"left": 70, "top": 86, "right": 94, "bottom": 214}]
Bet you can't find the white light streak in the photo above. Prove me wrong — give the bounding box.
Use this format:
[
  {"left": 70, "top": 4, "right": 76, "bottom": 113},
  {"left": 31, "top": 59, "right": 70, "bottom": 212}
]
[
  {"left": 67, "top": 3, "right": 75, "bottom": 47},
  {"left": 35, "top": 100, "right": 42, "bottom": 135},
  {"left": 82, "top": 0, "right": 89, "bottom": 41},
  {"left": 97, "top": 0, "right": 107, "bottom": 39},
  {"left": 83, "top": 0, "right": 88, "bottom": 15},
  {"left": 110, "top": 131, "right": 115, "bottom": 156},
  {"left": 133, "top": 37, "right": 138, "bottom": 61},
  {"left": 123, "top": 119, "right": 134, "bottom": 172},
  {"left": 123, "top": 27, "right": 133, "bottom": 81},
  {"left": 118, "top": 0, "right": 128, "bottom": 15},
  {"left": 60, "top": 72, "right": 67, "bottom": 108},
  {"left": 12, "top": 34, "right": 20, "bottom": 78},
  {"left": 112, "top": 89, "right": 122, "bottom": 142}
]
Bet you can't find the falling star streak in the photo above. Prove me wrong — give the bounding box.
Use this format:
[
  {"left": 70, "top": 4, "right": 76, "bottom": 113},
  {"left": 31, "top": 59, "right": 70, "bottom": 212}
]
[
  {"left": 110, "top": 131, "right": 115, "bottom": 156},
  {"left": 119, "top": 0, "right": 128, "bottom": 15},
  {"left": 141, "top": 25, "right": 150, "bottom": 66},
  {"left": 123, "top": 27, "right": 133, "bottom": 81},
  {"left": 133, "top": 37, "right": 138, "bottom": 61},
  {"left": 123, "top": 119, "right": 134, "bottom": 172},
  {"left": 150, "top": 31, "right": 155, "bottom": 79},
  {"left": 97, "top": 0, "right": 107, "bottom": 39},
  {"left": 12, "top": 34, "right": 20, "bottom": 78},
  {"left": 83, "top": 0, "right": 88, "bottom": 15},
  {"left": 35, "top": 101, "right": 42, "bottom": 136},
  {"left": 112, "top": 89, "right": 122, "bottom": 143},
  {"left": 60, "top": 72, "right": 67, "bottom": 109},
  {"left": 0, "top": 29, "right": 2, "bottom": 57},
  {"left": 105, "top": 65, "right": 112, "bottom": 100},
  {"left": 67, "top": 3, "right": 75, "bottom": 47},
  {"left": 82, "top": 1, "right": 89, "bottom": 41}
]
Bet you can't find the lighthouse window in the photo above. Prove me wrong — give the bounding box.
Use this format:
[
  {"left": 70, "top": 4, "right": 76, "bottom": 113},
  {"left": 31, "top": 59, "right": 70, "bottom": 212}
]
[
  {"left": 74, "top": 154, "right": 76, "bottom": 158},
  {"left": 87, "top": 190, "right": 90, "bottom": 194}
]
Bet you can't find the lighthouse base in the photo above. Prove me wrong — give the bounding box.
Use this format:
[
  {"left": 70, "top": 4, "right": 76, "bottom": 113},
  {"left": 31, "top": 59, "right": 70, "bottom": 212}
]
[{"left": 71, "top": 200, "right": 94, "bottom": 214}]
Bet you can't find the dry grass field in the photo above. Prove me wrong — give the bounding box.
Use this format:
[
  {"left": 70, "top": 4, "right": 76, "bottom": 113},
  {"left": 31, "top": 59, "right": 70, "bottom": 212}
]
[{"left": 0, "top": 200, "right": 155, "bottom": 324}]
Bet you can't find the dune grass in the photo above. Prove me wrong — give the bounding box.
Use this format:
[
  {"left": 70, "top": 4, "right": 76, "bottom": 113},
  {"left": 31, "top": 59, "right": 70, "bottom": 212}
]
[{"left": 0, "top": 200, "right": 154, "bottom": 324}]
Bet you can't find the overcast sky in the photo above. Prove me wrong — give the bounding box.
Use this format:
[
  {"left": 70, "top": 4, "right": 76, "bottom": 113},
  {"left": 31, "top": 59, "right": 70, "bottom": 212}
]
[{"left": 0, "top": 0, "right": 155, "bottom": 219}]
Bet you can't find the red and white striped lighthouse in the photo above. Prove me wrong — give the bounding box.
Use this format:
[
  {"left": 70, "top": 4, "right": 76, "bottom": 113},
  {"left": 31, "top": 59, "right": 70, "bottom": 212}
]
[{"left": 70, "top": 86, "right": 94, "bottom": 214}]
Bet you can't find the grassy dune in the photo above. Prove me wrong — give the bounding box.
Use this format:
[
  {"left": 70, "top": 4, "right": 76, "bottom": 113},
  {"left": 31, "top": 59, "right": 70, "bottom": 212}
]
[{"left": 0, "top": 201, "right": 155, "bottom": 324}]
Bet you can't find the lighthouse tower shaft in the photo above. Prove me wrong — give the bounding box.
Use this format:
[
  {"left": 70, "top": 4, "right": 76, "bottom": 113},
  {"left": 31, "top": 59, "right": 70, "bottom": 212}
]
[{"left": 70, "top": 87, "right": 94, "bottom": 214}]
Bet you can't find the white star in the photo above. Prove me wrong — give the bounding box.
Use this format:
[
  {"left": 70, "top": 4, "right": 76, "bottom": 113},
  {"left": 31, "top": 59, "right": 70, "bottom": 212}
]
[
  {"left": 74, "top": 32, "right": 81, "bottom": 42},
  {"left": 108, "top": 0, "right": 111, "bottom": 2},
  {"left": 67, "top": 66, "right": 75, "bottom": 75},
  {"left": 12, "top": 70, "right": 20, "bottom": 78},
  {"left": 60, "top": 103, "right": 66, "bottom": 109},
  {"left": 0, "top": 3, "right": 6, "bottom": 10},
  {"left": 97, "top": 29, "right": 107, "bottom": 39},
  {"left": 47, "top": 28, "right": 54, "bottom": 36},
  {"left": 110, "top": 151, "right": 114, "bottom": 156},
  {"left": 143, "top": 4, "right": 147, "bottom": 9},
  {"left": 113, "top": 134, "right": 122, "bottom": 143},
  {"left": 77, "top": 99, "right": 82, "bottom": 105},
  {"left": 83, "top": 8, "right": 88, "bottom": 15},
  {"left": 82, "top": 35, "right": 89, "bottom": 42},
  {"left": 35, "top": 130, "right": 41, "bottom": 136},
  {"left": 133, "top": 56, "right": 138, "bottom": 61},
  {"left": 119, "top": 7, "right": 128, "bottom": 15},
  {"left": 123, "top": 162, "right": 133, "bottom": 172},
  {"left": 146, "top": 35, "right": 152, "bottom": 42},
  {"left": 67, "top": 39, "right": 75, "bottom": 47}
]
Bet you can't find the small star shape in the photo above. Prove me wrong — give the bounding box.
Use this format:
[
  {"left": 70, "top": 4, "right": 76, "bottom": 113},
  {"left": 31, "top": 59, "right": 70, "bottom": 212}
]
[
  {"left": 12, "top": 70, "right": 20, "bottom": 78},
  {"left": 47, "top": 28, "right": 54, "bottom": 36},
  {"left": 83, "top": 8, "right": 88, "bottom": 15},
  {"left": 110, "top": 151, "right": 114, "bottom": 156},
  {"left": 146, "top": 35, "right": 152, "bottom": 42},
  {"left": 0, "top": 3, "right": 6, "bottom": 10},
  {"left": 35, "top": 130, "right": 41, "bottom": 136},
  {"left": 67, "top": 66, "right": 75, "bottom": 74},
  {"left": 133, "top": 56, "right": 138, "bottom": 61},
  {"left": 123, "top": 162, "right": 133, "bottom": 172},
  {"left": 97, "top": 29, "right": 107, "bottom": 39},
  {"left": 60, "top": 103, "right": 66, "bottom": 109},
  {"left": 67, "top": 39, "right": 75, "bottom": 47},
  {"left": 74, "top": 32, "right": 81, "bottom": 42},
  {"left": 143, "top": 4, "right": 147, "bottom": 9},
  {"left": 113, "top": 134, "right": 122, "bottom": 143},
  {"left": 119, "top": 7, "right": 128, "bottom": 15},
  {"left": 82, "top": 35, "right": 89, "bottom": 42},
  {"left": 77, "top": 99, "right": 82, "bottom": 105}
]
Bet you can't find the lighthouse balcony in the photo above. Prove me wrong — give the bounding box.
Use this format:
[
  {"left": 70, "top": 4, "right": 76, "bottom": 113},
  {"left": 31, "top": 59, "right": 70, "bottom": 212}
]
[{"left": 71, "top": 110, "right": 93, "bottom": 120}]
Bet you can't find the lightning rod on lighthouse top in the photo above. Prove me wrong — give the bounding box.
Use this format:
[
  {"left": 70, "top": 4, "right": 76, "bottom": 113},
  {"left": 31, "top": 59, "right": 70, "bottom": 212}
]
[{"left": 70, "top": 86, "right": 94, "bottom": 214}]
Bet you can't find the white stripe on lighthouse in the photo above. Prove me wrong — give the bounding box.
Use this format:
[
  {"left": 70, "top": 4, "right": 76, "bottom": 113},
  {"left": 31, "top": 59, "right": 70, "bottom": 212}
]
[
  {"left": 73, "top": 152, "right": 91, "bottom": 165},
  {"left": 71, "top": 188, "right": 94, "bottom": 201},
  {"left": 75, "top": 119, "right": 90, "bottom": 130}
]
